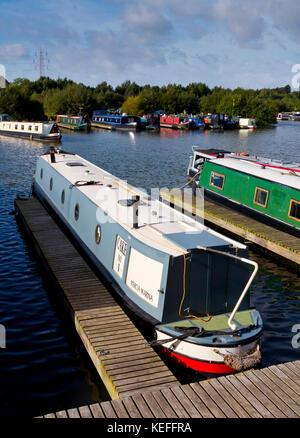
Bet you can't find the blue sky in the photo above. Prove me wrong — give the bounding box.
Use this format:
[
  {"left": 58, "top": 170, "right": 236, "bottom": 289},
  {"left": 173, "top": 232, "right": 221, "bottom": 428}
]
[{"left": 1, "top": 0, "right": 300, "bottom": 90}]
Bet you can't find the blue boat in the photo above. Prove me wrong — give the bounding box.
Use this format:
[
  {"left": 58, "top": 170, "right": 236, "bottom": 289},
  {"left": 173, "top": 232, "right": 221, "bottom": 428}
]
[
  {"left": 91, "top": 111, "right": 142, "bottom": 131},
  {"left": 33, "top": 148, "right": 263, "bottom": 375},
  {"left": 188, "top": 115, "right": 205, "bottom": 129}
]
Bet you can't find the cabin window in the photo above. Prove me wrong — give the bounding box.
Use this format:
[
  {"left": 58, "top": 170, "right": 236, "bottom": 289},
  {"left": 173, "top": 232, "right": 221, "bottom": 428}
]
[
  {"left": 15, "top": 124, "right": 18, "bottom": 129},
  {"left": 209, "top": 171, "right": 225, "bottom": 190},
  {"left": 253, "top": 187, "right": 269, "bottom": 208},
  {"left": 28, "top": 125, "right": 32, "bottom": 131},
  {"left": 61, "top": 190, "right": 65, "bottom": 204},
  {"left": 74, "top": 203, "right": 79, "bottom": 221},
  {"left": 95, "top": 225, "right": 101, "bottom": 244},
  {"left": 21, "top": 125, "right": 24, "bottom": 130},
  {"left": 288, "top": 199, "right": 300, "bottom": 222},
  {"left": 35, "top": 126, "right": 39, "bottom": 132},
  {"left": 49, "top": 177, "right": 53, "bottom": 191},
  {"left": 40, "top": 168, "right": 43, "bottom": 179}
]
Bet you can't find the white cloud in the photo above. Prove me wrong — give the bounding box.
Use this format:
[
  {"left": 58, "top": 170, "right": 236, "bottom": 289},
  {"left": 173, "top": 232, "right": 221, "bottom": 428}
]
[{"left": 0, "top": 44, "right": 28, "bottom": 61}]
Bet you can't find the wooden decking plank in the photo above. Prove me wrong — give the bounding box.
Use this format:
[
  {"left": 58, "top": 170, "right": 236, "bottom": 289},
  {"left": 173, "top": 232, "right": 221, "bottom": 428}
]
[
  {"left": 242, "top": 370, "right": 290, "bottom": 417},
  {"left": 121, "top": 397, "right": 142, "bottom": 418},
  {"left": 43, "top": 413, "right": 55, "bottom": 418},
  {"left": 151, "top": 390, "right": 178, "bottom": 418},
  {"left": 284, "top": 361, "right": 300, "bottom": 378},
  {"left": 105, "top": 355, "right": 163, "bottom": 371},
  {"left": 109, "top": 364, "right": 170, "bottom": 380},
  {"left": 226, "top": 374, "right": 272, "bottom": 417},
  {"left": 267, "top": 365, "right": 300, "bottom": 397},
  {"left": 55, "top": 410, "right": 68, "bottom": 418},
  {"left": 67, "top": 408, "right": 80, "bottom": 418},
  {"left": 89, "top": 403, "right": 105, "bottom": 418},
  {"left": 189, "top": 382, "right": 226, "bottom": 418},
  {"left": 101, "top": 401, "right": 117, "bottom": 418},
  {"left": 88, "top": 329, "right": 140, "bottom": 343},
  {"left": 253, "top": 369, "right": 300, "bottom": 417},
  {"left": 142, "top": 392, "right": 167, "bottom": 418},
  {"left": 276, "top": 363, "right": 300, "bottom": 392},
  {"left": 110, "top": 399, "right": 130, "bottom": 418},
  {"left": 93, "top": 338, "right": 146, "bottom": 351},
  {"left": 217, "top": 375, "right": 262, "bottom": 418},
  {"left": 78, "top": 405, "right": 92, "bottom": 418},
  {"left": 236, "top": 373, "right": 282, "bottom": 417},
  {"left": 180, "top": 384, "right": 211, "bottom": 418},
  {"left": 117, "top": 375, "right": 177, "bottom": 393},
  {"left": 131, "top": 394, "right": 154, "bottom": 418},
  {"left": 120, "top": 381, "right": 178, "bottom": 398},
  {"left": 170, "top": 386, "right": 201, "bottom": 418},
  {"left": 208, "top": 377, "right": 250, "bottom": 418},
  {"left": 199, "top": 380, "right": 238, "bottom": 418}
]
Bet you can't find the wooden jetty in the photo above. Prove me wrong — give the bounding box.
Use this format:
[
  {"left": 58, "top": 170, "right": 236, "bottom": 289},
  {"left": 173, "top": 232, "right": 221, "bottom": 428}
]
[
  {"left": 15, "top": 197, "right": 178, "bottom": 400},
  {"left": 160, "top": 188, "right": 300, "bottom": 267},
  {"left": 15, "top": 197, "right": 300, "bottom": 420},
  {"left": 41, "top": 360, "right": 300, "bottom": 418}
]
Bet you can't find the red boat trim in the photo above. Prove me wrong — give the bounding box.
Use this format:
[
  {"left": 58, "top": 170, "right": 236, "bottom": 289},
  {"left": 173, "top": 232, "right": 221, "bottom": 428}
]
[{"left": 159, "top": 346, "right": 235, "bottom": 374}]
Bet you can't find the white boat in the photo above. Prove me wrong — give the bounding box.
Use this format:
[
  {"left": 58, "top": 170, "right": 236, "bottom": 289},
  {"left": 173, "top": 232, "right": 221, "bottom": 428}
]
[
  {"left": 239, "top": 118, "right": 256, "bottom": 129},
  {"left": 33, "top": 147, "right": 263, "bottom": 375},
  {"left": 0, "top": 114, "right": 61, "bottom": 142}
]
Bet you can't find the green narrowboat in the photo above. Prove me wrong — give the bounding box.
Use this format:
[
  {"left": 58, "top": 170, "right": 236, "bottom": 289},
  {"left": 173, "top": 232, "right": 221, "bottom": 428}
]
[
  {"left": 187, "top": 147, "right": 300, "bottom": 234},
  {"left": 55, "top": 115, "right": 90, "bottom": 131}
]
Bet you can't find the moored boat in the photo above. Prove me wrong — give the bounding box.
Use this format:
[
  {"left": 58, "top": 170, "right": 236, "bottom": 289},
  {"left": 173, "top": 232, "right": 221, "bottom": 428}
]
[
  {"left": 188, "top": 115, "right": 205, "bottom": 129},
  {"left": 91, "top": 111, "right": 142, "bottom": 131},
  {"left": 187, "top": 147, "right": 300, "bottom": 234},
  {"left": 0, "top": 114, "right": 61, "bottom": 142},
  {"left": 56, "top": 115, "right": 90, "bottom": 131},
  {"left": 239, "top": 118, "right": 256, "bottom": 129},
  {"left": 32, "top": 147, "right": 263, "bottom": 375},
  {"left": 159, "top": 115, "right": 190, "bottom": 129}
]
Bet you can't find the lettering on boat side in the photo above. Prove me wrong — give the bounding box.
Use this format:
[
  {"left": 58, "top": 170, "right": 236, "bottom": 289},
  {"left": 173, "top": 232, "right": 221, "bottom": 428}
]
[
  {"left": 291, "top": 324, "right": 300, "bottom": 349},
  {"left": 125, "top": 248, "right": 163, "bottom": 308},
  {"left": 0, "top": 324, "right": 6, "bottom": 348},
  {"left": 107, "top": 422, "right": 192, "bottom": 434},
  {"left": 113, "top": 235, "right": 127, "bottom": 279}
]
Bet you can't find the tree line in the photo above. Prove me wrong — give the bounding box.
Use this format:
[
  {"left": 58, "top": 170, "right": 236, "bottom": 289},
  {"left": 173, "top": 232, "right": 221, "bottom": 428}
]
[{"left": 0, "top": 76, "right": 299, "bottom": 127}]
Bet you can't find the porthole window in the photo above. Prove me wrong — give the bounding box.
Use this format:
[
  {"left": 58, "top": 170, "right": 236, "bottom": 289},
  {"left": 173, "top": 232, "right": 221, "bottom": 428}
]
[
  {"left": 74, "top": 203, "right": 79, "bottom": 221},
  {"left": 49, "top": 177, "right": 53, "bottom": 191},
  {"left": 61, "top": 189, "right": 65, "bottom": 204},
  {"left": 95, "top": 224, "right": 101, "bottom": 244},
  {"left": 40, "top": 168, "right": 43, "bottom": 179}
]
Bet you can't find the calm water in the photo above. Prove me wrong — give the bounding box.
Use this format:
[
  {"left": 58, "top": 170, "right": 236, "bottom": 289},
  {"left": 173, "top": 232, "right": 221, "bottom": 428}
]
[{"left": 0, "top": 122, "right": 299, "bottom": 416}]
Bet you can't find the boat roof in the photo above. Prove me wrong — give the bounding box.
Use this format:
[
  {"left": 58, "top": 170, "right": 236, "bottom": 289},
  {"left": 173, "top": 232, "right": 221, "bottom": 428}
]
[
  {"left": 39, "top": 152, "right": 246, "bottom": 257},
  {"left": 193, "top": 148, "right": 300, "bottom": 190}
]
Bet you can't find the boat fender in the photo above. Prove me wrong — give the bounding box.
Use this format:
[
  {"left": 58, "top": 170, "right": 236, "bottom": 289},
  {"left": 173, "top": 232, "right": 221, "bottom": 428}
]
[{"left": 214, "top": 346, "right": 261, "bottom": 372}]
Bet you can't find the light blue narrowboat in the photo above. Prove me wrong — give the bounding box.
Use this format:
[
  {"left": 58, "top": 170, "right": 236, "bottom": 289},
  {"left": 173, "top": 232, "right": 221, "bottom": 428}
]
[{"left": 33, "top": 148, "right": 263, "bottom": 375}]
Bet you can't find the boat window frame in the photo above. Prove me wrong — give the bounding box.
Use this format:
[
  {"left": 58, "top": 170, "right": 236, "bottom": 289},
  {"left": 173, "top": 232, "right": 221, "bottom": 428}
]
[
  {"left": 288, "top": 199, "right": 300, "bottom": 222},
  {"left": 253, "top": 186, "right": 269, "bottom": 208},
  {"left": 209, "top": 171, "right": 225, "bottom": 190}
]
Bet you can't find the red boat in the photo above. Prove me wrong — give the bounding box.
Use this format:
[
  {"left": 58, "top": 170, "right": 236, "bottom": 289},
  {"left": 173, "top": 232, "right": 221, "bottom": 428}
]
[{"left": 160, "top": 115, "right": 190, "bottom": 129}]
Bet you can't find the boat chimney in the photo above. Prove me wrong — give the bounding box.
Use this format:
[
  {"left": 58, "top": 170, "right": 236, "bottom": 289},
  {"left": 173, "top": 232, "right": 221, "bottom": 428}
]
[
  {"left": 49, "top": 146, "right": 56, "bottom": 163},
  {"left": 132, "top": 195, "right": 140, "bottom": 229}
]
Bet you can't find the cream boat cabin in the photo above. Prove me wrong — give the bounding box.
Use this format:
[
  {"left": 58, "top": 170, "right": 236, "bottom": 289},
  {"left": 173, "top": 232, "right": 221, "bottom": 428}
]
[{"left": 0, "top": 114, "right": 61, "bottom": 142}]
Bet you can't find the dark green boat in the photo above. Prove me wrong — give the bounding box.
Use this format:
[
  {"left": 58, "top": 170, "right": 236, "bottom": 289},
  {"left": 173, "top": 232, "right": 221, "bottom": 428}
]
[
  {"left": 187, "top": 147, "right": 300, "bottom": 233},
  {"left": 56, "top": 114, "right": 90, "bottom": 131}
]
